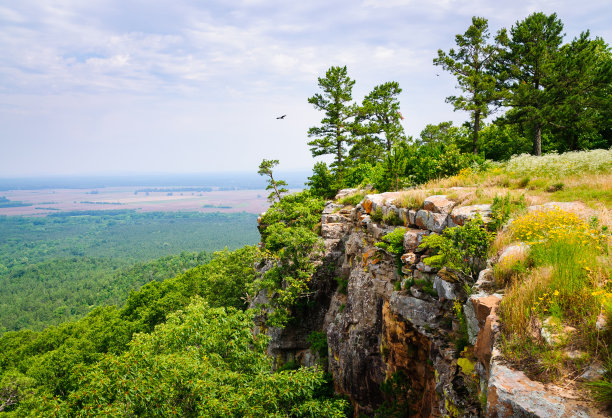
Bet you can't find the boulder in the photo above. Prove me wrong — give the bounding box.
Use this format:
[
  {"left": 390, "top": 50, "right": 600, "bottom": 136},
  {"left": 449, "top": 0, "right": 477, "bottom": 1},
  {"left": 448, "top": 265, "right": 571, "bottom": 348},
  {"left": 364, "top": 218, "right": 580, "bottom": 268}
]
[
  {"left": 487, "top": 361, "right": 595, "bottom": 417},
  {"left": 401, "top": 252, "right": 418, "bottom": 265},
  {"left": 449, "top": 204, "right": 492, "bottom": 227},
  {"left": 433, "top": 276, "right": 458, "bottom": 300},
  {"left": 423, "top": 195, "right": 456, "bottom": 214},
  {"left": 415, "top": 210, "right": 448, "bottom": 233},
  {"left": 403, "top": 228, "right": 430, "bottom": 252},
  {"left": 497, "top": 243, "right": 529, "bottom": 266},
  {"left": 335, "top": 188, "right": 359, "bottom": 200}
]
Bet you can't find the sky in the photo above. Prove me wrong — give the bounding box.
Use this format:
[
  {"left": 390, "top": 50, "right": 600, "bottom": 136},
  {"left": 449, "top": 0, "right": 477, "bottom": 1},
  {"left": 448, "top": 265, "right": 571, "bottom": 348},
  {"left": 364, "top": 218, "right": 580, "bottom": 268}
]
[{"left": 1, "top": 0, "right": 611, "bottom": 177}]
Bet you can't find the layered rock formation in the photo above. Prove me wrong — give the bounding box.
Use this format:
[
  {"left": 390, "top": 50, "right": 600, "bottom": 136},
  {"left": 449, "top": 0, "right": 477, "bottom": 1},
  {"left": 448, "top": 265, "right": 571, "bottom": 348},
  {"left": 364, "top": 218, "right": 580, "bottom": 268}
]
[{"left": 256, "top": 192, "right": 603, "bottom": 417}]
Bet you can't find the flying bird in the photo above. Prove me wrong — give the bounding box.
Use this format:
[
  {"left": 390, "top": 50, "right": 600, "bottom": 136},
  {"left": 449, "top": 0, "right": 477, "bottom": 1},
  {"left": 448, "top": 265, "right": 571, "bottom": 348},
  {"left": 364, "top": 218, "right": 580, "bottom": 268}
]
[{"left": 276, "top": 114, "right": 286, "bottom": 119}]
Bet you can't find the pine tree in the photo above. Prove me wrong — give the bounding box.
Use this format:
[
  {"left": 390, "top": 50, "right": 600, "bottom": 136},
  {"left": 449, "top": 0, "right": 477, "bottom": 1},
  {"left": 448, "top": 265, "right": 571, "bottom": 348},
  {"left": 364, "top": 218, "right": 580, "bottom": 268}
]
[
  {"left": 434, "top": 16, "right": 504, "bottom": 154},
  {"left": 257, "top": 159, "right": 288, "bottom": 203},
  {"left": 307, "top": 66, "right": 356, "bottom": 180},
  {"left": 351, "top": 81, "right": 406, "bottom": 164},
  {"left": 499, "top": 12, "right": 564, "bottom": 155}
]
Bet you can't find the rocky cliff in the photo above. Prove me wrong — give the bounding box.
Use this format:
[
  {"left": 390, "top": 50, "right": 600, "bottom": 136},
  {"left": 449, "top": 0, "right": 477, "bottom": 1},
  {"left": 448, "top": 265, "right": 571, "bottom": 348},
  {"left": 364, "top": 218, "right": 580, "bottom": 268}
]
[{"left": 257, "top": 190, "right": 605, "bottom": 417}]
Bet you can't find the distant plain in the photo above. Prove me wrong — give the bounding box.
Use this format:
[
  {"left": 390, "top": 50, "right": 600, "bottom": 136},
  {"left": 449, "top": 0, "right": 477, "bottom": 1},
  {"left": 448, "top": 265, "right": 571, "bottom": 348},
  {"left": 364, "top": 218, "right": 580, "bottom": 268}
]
[{"left": 0, "top": 187, "right": 277, "bottom": 216}]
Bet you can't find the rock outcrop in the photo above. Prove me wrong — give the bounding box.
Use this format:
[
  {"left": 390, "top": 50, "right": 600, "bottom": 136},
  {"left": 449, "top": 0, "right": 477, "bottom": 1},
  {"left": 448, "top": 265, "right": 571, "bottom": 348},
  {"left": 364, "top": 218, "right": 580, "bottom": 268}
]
[{"left": 254, "top": 191, "right": 604, "bottom": 417}]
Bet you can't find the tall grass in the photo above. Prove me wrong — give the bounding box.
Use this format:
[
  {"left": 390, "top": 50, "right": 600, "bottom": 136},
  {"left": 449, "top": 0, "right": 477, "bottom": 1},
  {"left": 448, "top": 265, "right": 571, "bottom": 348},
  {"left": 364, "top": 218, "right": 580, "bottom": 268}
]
[{"left": 505, "top": 149, "right": 612, "bottom": 177}]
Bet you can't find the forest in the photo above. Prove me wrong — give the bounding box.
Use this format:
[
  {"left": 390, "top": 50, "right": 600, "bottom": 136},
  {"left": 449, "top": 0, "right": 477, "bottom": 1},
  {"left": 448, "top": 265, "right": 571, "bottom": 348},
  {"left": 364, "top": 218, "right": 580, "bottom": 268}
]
[
  {"left": 0, "top": 211, "right": 259, "bottom": 332},
  {"left": 0, "top": 11, "right": 610, "bottom": 416}
]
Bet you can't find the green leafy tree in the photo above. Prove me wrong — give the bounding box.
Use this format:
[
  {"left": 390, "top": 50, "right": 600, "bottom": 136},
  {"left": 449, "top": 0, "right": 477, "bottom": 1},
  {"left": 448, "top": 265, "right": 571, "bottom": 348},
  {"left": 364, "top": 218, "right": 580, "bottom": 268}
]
[
  {"left": 434, "top": 16, "right": 504, "bottom": 154},
  {"left": 499, "top": 12, "right": 564, "bottom": 155},
  {"left": 307, "top": 66, "right": 356, "bottom": 180},
  {"left": 36, "top": 300, "right": 348, "bottom": 417},
  {"left": 258, "top": 159, "right": 288, "bottom": 203},
  {"left": 306, "top": 162, "right": 337, "bottom": 199},
  {"left": 547, "top": 32, "right": 612, "bottom": 151},
  {"left": 351, "top": 81, "right": 406, "bottom": 163},
  {"left": 417, "top": 121, "right": 470, "bottom": 150}
]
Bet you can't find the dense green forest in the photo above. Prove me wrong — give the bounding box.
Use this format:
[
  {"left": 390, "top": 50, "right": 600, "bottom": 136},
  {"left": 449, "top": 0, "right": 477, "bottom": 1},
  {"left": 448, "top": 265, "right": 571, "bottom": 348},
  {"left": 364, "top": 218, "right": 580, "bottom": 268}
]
[{"left": 0, "top": 211, "right": 259, "bottom": 332}]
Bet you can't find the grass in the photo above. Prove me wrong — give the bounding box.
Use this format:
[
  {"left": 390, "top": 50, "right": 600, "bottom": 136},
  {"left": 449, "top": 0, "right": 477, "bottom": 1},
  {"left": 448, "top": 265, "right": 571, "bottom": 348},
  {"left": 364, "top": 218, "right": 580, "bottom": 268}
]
[
  {"left": 392, "top": 190, "right": 427, "bottom": 209},
  {"left": 338, "top": 192, "right": 366, "bottom": 206},
  {"left": 498, "top": 207, "right": 611, "bottom": 388}
]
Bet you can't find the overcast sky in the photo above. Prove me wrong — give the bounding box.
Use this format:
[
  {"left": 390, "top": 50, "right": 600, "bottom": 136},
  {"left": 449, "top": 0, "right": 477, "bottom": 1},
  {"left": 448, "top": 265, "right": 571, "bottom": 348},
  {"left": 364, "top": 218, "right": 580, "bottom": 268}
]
[{"left": 1, "top": 0, "right": 610, "bottom": 177}]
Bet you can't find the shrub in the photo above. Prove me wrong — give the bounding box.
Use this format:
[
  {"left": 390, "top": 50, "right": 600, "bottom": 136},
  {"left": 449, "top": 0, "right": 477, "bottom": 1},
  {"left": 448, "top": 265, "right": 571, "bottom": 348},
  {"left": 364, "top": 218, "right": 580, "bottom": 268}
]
[
  {"left": 421, "top": 216, "right": 492, "bottom": 278},
  {"left": 375, "top": 228, "right": 406, "bottom": 256},
  {"left": 393, "top": 190, "right": 426, "bottom": 209},
  {"left": 370, "top": 208, "right": 383, "bottom": 223},
  {"left": 488, "top": 193, "right": 526, "bottom": 231},
  {"left": 307, "top": 331, "right": 328, "bottom": 358},
  {"left": 383, "top": 210, "right": 404, "bottom": 226}
]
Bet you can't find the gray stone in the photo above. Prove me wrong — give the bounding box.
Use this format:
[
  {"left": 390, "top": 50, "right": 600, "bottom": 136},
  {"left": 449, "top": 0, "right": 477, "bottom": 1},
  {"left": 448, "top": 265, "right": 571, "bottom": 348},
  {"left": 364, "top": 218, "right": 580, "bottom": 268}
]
[
  {"left": 416, "top": 261, "right": 435, "bottom": 273},
  {"left": 449, "top": 204, "right": 492, "bottom": 227},
  {"left": 403, "top": 228, "right": 429, "bottom": 252},
  {"left": 335, "top": 188, "right": 359, "bottom": 200},
  {"left": 415, "top": 210, "right": 448, "bottom": 233},
  {"left": 321, "top": 223, "right": 349, "bottom": 239},
  {"left": 463, "top": 301, "right": 479, "bottom": 345},
  {"left": 423, "top": 195, "right": 457, "bottom": 214},
  {"left": 389, "top": 292, "right": 438, "bottom": 328},
  {"left": 408, "top": 209, "right": 417, "bottom": 226},
  {"left": 433, "top": 276, "right": 458, "bottom": 300},
  {"left": 487, "top": 361, "right": 592, "bottom": 417}
]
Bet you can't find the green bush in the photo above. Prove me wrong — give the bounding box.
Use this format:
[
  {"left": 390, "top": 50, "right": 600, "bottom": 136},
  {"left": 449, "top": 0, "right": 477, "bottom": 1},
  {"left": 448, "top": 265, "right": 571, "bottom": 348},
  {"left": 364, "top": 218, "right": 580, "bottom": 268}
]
[
  {"left": 383, "top": 210, "right": 404, "bottom": 226},
  {"left": 488, "top": 193, "right": 526, "bottom": 231},
  {"left": 421, "top": 216, "right": 491, "bottom": 278},
  {"left": 375, "top": 228, "right": 406, "bottom": 256},
  {"left": 307, "top": 331, "right": 329, "bottom": 358}
]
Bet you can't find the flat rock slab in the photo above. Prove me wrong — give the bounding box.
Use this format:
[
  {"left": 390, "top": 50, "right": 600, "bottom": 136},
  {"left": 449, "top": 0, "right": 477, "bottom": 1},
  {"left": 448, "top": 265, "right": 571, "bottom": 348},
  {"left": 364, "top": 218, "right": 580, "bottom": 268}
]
[{"left": 487, "top": 362, "right": 596, "bottom": 417}]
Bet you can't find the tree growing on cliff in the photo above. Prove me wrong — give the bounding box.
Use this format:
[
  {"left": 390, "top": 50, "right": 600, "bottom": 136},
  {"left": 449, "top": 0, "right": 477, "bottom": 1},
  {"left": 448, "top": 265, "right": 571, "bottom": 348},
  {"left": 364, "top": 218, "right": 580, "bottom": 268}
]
[
  {"left": 350, "top": 81, "right": 406, "bottom": 164},
  {"left": 434, "top": 16, "right": 504, "bottom": 155},
  {"left": 258, "top": 159, "right": 288, "bottom": 203},
  {"left": 307, "top": 66, "right": 356, "bottom": 181}
]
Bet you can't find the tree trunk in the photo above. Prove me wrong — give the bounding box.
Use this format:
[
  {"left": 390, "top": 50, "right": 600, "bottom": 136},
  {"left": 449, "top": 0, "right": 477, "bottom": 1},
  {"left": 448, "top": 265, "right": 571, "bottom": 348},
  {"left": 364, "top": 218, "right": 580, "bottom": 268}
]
[
  {"left": 473, "top": 111, "right": 480, "bottom": 155},
  {"left": 533, "top": 124, "right": 542, "bottom": 156}
]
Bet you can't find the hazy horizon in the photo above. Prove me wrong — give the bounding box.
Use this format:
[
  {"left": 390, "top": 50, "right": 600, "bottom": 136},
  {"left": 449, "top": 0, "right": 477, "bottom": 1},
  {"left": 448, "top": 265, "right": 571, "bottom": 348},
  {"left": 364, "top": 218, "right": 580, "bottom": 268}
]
[{"left": 2, "top": 1, "right": 611, "bottom": 177}]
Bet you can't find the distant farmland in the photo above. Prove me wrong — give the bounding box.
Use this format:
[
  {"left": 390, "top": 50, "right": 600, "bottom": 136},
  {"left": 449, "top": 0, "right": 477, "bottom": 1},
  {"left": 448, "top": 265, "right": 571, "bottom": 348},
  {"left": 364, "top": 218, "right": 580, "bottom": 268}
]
[{"left": 0, "top": 187, "right": 288, "bottom": 216}]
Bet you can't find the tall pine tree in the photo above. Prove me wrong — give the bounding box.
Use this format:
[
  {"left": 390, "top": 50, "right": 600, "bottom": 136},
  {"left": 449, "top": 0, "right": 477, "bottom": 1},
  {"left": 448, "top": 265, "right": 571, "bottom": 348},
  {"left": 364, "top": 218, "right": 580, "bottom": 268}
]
[
  {"left": 434, "top": 17, "right": 503, "bottom": 154},
  {"left": 307, "top": 66, "right": 356, "bottom": 181}
]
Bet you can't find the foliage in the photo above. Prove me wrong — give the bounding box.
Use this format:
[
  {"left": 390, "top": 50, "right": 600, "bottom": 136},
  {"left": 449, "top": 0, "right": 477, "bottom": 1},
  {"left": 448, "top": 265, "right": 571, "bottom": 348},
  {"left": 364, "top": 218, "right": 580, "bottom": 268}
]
[
  {"left": 351, "top": 81, "right": 406, "bottom": 164},
  {"left": 257, "top": 192, "right": 326, "bottom": 327},
  {"left": 258, "top": 159, "right": 288, "bottom": 202},
  {"left": 307, "top": 331, "right": 329, "bottom": 358},
  {"left": 370, "top": 207, "right": 383, "bottom": 223},
  {"left": 307, "top": 66, "right": 356, "bottom": 179},
  {"left": 376, "top": 371, "right": 414, "bottom": 417},
  {"left": 421, "top": 216, "right": 492, "bottom": 277},
  {"left": 488, "top": 193, "right": 526, "bottom": 231},
  {"left": 434, "top": 16, "right": 504, "bottom": 154},
  {"left": 383, "top": 210, "right": 404, "bottom": 226},
  {"left": 498, "top": 12, "right": 565, "bottom": 155},
  {"left": 0, "top": 250, "right": 215, "bottom": 334},
  {"left": 375, "top": 228, "right": 406, "bottom": 256},
  {"left": 306, "top": 162, "right": 338, "bottom": 199},
  {"left": 34, "top": 300, "right": 348, "bottom": 417},
  {"left": 417, "top": 121, "right": 469, "bottom": 148}
]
